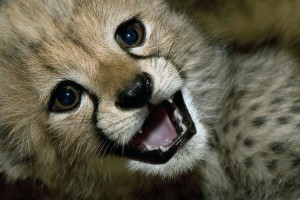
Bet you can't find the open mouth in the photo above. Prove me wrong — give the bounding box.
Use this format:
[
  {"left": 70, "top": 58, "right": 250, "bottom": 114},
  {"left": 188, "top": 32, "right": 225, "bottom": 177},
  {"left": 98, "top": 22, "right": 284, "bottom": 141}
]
[{"left": 103, "top": 91, "right": 196, "bottom": 164}]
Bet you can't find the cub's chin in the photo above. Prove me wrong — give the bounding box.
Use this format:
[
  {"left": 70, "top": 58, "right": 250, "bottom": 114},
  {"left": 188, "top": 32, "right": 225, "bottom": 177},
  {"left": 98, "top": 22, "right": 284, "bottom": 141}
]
[
  {"left": 127, "top": 131, "right": 207, "bottom": 178},
  {"left": 124, "top": 88, "right": 207, "bottom": 177}
]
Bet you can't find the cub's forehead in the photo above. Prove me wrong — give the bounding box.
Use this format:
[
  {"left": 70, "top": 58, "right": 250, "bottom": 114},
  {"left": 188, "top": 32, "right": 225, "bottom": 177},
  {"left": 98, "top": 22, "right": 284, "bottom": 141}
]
[
  {"left": 47, "top": 0, "right": 166, "bottom": 19},
  {"left": 0, "top": 0, "right": 173, "bottom": 83},
  {"left": 44, "top": 0, "right": 168, "bottom": 42},
  {"left": 3, "top": 0, "right": 167, "bottom": 21}
]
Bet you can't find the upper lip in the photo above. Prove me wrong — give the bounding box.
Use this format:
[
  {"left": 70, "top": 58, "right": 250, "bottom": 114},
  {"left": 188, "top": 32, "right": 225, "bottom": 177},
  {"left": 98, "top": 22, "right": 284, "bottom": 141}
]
[{"left": 96, "top": 91, "right": 196, "bottom": 164}]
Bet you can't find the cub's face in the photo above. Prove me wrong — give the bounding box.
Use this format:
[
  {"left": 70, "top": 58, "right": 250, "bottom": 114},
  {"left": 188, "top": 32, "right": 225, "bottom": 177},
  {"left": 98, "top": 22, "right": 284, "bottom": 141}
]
[{"left": 0, "top": 0, "right": 207, "bottom": 179}]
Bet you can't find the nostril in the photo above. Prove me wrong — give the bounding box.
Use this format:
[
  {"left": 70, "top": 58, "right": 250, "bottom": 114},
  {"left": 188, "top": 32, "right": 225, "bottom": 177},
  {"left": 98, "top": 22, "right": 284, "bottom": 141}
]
[{"left": 116, "top": 72, "right": 153, "bottom": 109}]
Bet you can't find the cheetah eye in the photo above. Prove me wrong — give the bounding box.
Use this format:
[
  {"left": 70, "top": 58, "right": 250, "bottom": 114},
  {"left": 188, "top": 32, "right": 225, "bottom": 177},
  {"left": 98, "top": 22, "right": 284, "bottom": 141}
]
[
  {"left": 49, "top": 81, "right": 82, "bottom": 112},
  {"left": 115, "top": 19, "right": 145, "bottom": 48}
]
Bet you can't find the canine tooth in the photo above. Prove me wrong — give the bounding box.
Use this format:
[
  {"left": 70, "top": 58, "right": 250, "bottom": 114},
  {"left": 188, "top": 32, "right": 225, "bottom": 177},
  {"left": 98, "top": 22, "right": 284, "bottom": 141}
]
[
  {"left": 167, "top": 98, "right": 173, "bottom": 103},
  {"left": 145, "top": 144, "right": 153, "bottom": 151},
  {"left": 159, "top": 146, "right": 169, "bottom": 152},
  {"left": 177, "top": 114, "right": 183, "bottom": 122},
  {"left": 179, "top": 122, "right": 183, "bottom": 128},
  {"left": 182, "top": 124, "right": 187, "bottom": 133},
  {"left": 138, "top": 129, "right": 143, "bottom": 134},
  {"left": 174, "top": 109, "right": 182, "bottom": 122}
]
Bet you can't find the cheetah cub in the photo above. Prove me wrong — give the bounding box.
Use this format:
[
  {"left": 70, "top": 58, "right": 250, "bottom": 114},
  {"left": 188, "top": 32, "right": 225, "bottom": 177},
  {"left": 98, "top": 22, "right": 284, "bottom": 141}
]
[
  {"left": 0, "top": 0, "right": 207, "bottom": 199},
  {"left": 1, "top": 0, "right": 300, "bottom": 199}
]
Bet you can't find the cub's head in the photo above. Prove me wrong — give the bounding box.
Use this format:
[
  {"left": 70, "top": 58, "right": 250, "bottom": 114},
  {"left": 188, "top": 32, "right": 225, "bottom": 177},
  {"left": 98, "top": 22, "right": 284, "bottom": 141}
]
[{"left": 0, "top": 0, "right": 209, "bottom": 184}]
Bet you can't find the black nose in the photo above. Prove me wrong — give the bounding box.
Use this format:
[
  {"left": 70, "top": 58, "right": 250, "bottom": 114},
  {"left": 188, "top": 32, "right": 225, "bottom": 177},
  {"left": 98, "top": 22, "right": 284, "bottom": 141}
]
[{"left": 116, "top": 72, "right": 153, "bottom": 109}]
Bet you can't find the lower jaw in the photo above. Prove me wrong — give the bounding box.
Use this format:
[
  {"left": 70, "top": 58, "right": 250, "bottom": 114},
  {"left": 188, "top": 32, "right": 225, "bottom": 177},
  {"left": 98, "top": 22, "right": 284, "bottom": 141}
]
[
  {"left": 126, "top": 135, "right": 203, "bottom": 178},
  {"left": 111, "top": 126, "right": 196, "bottom": 165}
]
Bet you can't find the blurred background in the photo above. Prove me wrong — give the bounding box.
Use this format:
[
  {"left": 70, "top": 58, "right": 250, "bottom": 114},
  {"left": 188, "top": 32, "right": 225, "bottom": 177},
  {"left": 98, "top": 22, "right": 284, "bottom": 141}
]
[{"left": 168, "top": 0, "right": 300, "bottom": 49}]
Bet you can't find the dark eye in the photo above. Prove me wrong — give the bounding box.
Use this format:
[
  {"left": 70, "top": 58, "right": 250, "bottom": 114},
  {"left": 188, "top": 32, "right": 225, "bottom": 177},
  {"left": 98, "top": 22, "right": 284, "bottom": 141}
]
[
  {"left": 115, "top": 19, "right": 145, "bottom": 48},
  {"left": 49, "top": 81, "right": 82, "bottom": 112}
]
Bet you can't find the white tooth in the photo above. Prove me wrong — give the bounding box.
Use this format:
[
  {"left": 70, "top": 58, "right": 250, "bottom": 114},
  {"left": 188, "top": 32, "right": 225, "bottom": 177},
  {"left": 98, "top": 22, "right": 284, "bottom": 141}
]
[
  {"left": 182, "top": 124, "right": 187, "bottom": 133},
  {"left": 145, "top": 145, "right": 153, "bottom": 151},
  {"left": 177, "top": 114, "right": 183, "bottom": 122},
  {"left": 179, "top": 122, "right": 183, "bottom": 127},
  {"left": 138, "top": 129, "right": 143, "bottom": 134},
  {"left": 167, "top": 98, "right": 173, "bottom": 103},
  {"left": 174, "top": 109, "right": 180, "bottom": 116},
  {"left": 159, "top": 146, "right": 169, "bottom": 152},
  {"left": 174, "top": 109, "right": 182, "bottom": 122}
]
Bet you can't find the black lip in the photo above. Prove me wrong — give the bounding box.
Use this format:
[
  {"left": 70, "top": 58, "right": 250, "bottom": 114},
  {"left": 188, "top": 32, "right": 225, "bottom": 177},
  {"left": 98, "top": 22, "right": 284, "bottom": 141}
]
[{"left": 96, "top": 91, "right": 196, "bottom": 164}]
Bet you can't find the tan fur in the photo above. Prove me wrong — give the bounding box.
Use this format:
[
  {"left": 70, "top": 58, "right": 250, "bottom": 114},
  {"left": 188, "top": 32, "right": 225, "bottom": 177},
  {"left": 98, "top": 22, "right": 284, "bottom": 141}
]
[{"left": 1, "top": 0, "right": 300, "bottom": 199}]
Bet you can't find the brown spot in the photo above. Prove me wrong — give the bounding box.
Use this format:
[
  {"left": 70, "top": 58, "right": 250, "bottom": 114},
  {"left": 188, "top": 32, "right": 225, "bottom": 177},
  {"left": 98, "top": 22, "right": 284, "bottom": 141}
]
[
  {"left": 251, "top": 116, "right": 267, "bottom": 127},
  {"left": 249, "top": 103, "right": 261, "bottom": 111},
  {"left": 44, "top": 65, "right": 57, "bottom": 73},
  {"left": 28, "top": 42, "right": 43, "bottom": 54},
  {"left": 233, "top": 102, "right": 241, "bottom": 111},
  {"left": 231, "top": 117, "right": 240, "bottom": 127},
  {"left": 244, "top": 157, "right": 254, "bottom": 168},
  {"left": 269, "top": 142, "right": 286, "bottom": 154},
  {"left": 291, "top": 157, "right": 300, "bottom": 168},
  {"left": 211, "top": 130, "right": 220, "bottom": 144},
  {"left": 282, "top": 179, "right": 296, "bottom": 190},
  {"left": 223, "top": 123, "right": 229, "bottom": 134},
  {"left": 11, "top": 156, "right": 35, "bottom": 167},
  {"left": 265, "top": 159, "right": 278, "bottom": 171},
  {"left": 295, "top": 123, "right": 300, "bottom": 131},
  {"left": 228, "top": 87, "right": 236, "bottom": 98},
  {"left": 277, "top": 116, "right": 291, "bottom": 125},
  {"left": 244, "top": 137, "right": 255, "bottom": 148},
  {"left": 236, "top": 133, "right": 242, "bottom": 141},
  {"left": 0, "top": 0, "right": 5, "bottom": 7},
  {"left": 3, "top": 46, "right": 23, "bottom": 61},
  {"left": 290, "top": 105, "right": 300, "bottom": 114},
  {"left": 282, "top": 79, "right": 296, "bottom": 89},
  {"left": 224, "top": 148, "right": 231, "bottom": 156},
  {"left": 293, "top": 99, "right": 300, "bottom": 104},
  {"left": 270, "top": 97, "right": 285, "bottom": 105},
  {"left": 260, "top": 152, "right": 269, "bottom": 158},
  {"left": 208, "top": 141, "right": 216, "bottom": 150}
]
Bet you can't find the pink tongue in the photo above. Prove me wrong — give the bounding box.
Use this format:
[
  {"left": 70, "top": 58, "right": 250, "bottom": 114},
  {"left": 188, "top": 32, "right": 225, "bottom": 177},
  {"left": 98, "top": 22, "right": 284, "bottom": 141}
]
[{"left": 132, "top": 105, "right": 177, "bottom": 148}]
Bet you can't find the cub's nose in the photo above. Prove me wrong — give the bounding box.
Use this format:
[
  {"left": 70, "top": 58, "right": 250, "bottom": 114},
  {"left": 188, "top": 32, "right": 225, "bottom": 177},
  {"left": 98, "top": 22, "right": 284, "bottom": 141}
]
[{"left": 116, "top": 72, "right": 153, "bottom": 109}]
